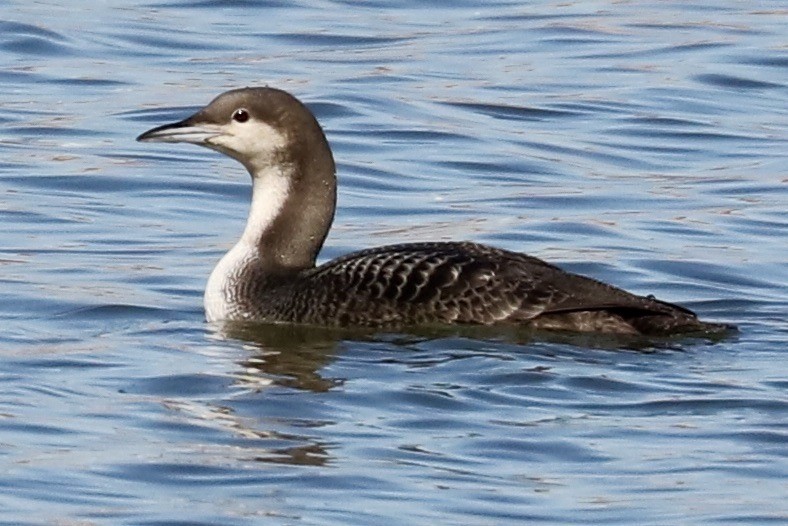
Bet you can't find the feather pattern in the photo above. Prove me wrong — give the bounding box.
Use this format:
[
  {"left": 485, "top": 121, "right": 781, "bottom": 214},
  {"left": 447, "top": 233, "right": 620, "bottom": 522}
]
[{"left": 227, "top": 241, "right": 721, "bottom": 334}]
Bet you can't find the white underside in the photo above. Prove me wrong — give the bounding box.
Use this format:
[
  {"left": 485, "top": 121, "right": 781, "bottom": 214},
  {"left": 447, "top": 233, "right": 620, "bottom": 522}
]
[{"left": 204, "top": 167, "right": 292, "bottom": 322}]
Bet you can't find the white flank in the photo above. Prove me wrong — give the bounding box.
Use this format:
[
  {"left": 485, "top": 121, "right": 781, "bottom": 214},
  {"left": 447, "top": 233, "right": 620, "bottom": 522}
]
[{"left": 204, "top": 167, "right": 292, "bottom": 322}]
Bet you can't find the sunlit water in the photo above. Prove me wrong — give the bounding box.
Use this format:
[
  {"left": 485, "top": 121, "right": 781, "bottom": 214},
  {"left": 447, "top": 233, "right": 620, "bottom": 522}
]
[{"left": 1, "top": 1, "right": 786, "bottom": 524}]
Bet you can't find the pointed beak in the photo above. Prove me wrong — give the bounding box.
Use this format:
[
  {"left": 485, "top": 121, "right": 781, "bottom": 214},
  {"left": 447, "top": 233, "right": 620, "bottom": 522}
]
[{"left": 136, "top": 118, "right": 224, "bottom": 145}]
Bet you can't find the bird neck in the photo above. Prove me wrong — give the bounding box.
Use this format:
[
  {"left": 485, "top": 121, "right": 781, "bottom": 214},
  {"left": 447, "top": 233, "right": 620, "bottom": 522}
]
[{"left": 243, "top": 158, "right": 336, "bottom": 272}]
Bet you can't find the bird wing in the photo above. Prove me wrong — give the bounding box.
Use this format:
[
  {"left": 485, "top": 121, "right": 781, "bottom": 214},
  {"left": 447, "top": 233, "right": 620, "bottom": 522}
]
[
  {"left": 299, "top": 242, "right": 567, "bottom": 325},
  {"left": 302, "top": 241, "right": 697, "bottom": 328}
]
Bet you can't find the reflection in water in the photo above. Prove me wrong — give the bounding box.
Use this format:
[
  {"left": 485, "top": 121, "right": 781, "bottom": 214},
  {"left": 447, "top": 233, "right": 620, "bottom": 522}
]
[
  {"left": 162, "top": 398, "right": 331, "bottom": 467},
  {"left": 219, "top": 321, "right": 351, "bottom": 392},
  {"left": 220, "top": 319, "right": 732, "bottom": 367},
  {"left": 167, "top": 321, "right": 732, "bottom": 471},
  {"left": 147, "top": 324, "right": 367, "bottom": 468}
]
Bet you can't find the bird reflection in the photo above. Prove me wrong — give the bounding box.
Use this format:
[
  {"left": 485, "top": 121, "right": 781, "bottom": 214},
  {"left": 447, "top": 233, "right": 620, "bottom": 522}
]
[
  {"left": 218, "top": 320, "right": 726, "bottom": 378},
  {"left": 151, "top": 323, "right": 372, "bottom": 469},
  {"left": 179, "top": 321, "right": 725, "bottom": 469},
  {"left": 218, "top": 321, "right": 373, "bottom": 392},
  {"left": 162, "top": 397, "right": 332, "bottom": 467}
]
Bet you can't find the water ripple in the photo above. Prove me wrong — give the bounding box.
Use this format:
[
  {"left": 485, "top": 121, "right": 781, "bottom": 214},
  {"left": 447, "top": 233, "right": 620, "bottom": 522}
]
[{"left": 0, "top": 1, "right": 785, "bottom": 525}]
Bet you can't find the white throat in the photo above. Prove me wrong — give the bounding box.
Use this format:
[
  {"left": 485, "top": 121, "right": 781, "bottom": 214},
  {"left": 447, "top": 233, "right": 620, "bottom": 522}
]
[{"left": 204, "top": 166, "right": 292, "bottom": 322}]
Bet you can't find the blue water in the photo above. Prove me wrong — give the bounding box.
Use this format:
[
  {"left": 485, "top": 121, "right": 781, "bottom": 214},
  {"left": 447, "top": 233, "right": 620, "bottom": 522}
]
[{"left": 1, "top": 1, "right": 786, "bottom": 524}]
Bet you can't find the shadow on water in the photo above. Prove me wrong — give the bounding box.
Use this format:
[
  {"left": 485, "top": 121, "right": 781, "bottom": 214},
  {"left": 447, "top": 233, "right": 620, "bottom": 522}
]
[
  {"left": 194, "top": 321, "right": 738, "bottom": 469},
  {"left": 218, "top": 322, "right": 349, "bottom": 393},
  {"left": 217, "top": 320, "right": 736, "bottom": 390}
]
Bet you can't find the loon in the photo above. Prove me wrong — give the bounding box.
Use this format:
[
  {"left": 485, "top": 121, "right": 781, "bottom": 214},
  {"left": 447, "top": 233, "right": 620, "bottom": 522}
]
[{"left": 137, "top": 87, "right": 730, "bottom": 336}]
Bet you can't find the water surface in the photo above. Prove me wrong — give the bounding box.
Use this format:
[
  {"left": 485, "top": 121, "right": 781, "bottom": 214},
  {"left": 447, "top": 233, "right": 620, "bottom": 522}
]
[{"left": 1, "top": 1, "right": 786, "bottom": 524}]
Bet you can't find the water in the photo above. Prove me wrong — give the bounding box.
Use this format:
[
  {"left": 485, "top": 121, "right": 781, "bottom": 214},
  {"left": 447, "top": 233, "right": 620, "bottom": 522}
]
[{"left": 1, "top": 1, "right": 786, "bottom": 524}]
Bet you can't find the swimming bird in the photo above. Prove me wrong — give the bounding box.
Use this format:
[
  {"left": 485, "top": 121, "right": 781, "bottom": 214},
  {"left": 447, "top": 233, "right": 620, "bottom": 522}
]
[{"left": 137, "top": 87, "right": 729, "bottom": 336}]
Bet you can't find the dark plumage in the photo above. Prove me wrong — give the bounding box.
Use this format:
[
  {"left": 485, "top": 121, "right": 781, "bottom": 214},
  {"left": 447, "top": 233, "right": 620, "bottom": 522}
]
[{"left": 137, "top": 87, "right": 731, "bottom": 336}]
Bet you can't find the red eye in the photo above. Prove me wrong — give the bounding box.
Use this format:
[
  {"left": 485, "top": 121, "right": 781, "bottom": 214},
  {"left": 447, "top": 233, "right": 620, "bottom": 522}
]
[{"left": 232, "top": 109, "right": 249, "bottom": 123}]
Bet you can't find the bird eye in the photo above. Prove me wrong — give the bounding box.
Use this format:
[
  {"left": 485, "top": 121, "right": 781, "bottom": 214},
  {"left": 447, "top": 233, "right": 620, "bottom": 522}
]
[{"left": 232, "top": 109, "right": 250, "bottom": 123}]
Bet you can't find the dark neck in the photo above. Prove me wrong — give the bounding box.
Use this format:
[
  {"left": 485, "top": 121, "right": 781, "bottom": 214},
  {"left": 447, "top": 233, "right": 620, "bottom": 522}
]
[{"left": 245, "top": 140, "right": 337, "bottom": 272}]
